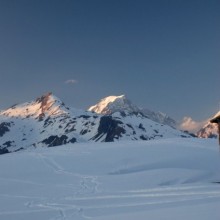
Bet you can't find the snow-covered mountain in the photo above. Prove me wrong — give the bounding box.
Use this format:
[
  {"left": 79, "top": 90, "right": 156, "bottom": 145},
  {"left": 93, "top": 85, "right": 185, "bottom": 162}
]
[
  {"left": 0, "top": 93, "right": 190, "bottom": 154},
  {"left": 88, "top": 95, "right": 141, "bottom": 115},
  {"left": 88, "top": 95, "right": 177, "bottom": 127},
  {"left": 0, "top": 92, "right": 99, "bottom": 153},
  {"left": 197, "top": 111, "right": 220, "bottom": 138}
]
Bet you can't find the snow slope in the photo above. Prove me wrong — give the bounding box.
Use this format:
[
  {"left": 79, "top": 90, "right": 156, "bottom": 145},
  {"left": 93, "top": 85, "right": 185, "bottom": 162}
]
[{"left": 0, "top": 138, "right": 219, "bottom": 220}]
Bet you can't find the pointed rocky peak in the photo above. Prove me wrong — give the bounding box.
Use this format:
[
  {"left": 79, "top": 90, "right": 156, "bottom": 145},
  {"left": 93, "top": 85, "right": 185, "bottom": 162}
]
[
  {"left": 1, "top": 92, "right": 68, "bottom": 119},
  {"left": 202, "top": 111, "right": 220, "bottom": 128},
  {"left": 35, "top": 92, "right": 64, "bottom": 105},
  {"left": 88, "top": 95, "right": 141, "bottom": 115},
  {"left": 197, "top": 111, "right": 220, "bottom": 138},
  {"left": 35, "top": 92, "right": 63, "bottom": 113},
  {"left": 36, "top": 92, "right": 53, "bottom": 103}
]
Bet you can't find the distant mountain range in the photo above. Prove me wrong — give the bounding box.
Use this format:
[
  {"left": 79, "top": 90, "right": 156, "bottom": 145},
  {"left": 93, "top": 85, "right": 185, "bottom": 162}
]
[
  {"left": 0, "top": 93, "right": 190, "bottom": 154},
  {"left": 88, "top": 95, "right": 177, "bottom": 128}
]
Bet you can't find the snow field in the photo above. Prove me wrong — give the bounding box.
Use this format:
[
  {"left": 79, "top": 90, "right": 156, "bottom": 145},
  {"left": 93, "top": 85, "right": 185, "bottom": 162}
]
[{"left": 0, "top": 138, "right": 220, "bottom": 219}]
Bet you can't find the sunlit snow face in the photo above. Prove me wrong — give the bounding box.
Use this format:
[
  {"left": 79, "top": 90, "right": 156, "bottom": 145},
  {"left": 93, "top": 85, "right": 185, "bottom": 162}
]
[
  {"left": 88, "top": 95, "right": 139, "bottom": 115},
  {"left": 0, "top": 94, "right": 67, "bottom": 119}
]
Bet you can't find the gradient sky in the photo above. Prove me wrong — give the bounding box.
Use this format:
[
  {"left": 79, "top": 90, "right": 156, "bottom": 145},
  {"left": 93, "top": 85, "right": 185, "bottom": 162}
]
[{"left": 0, "top": 0, "right": 219, "bottom": 122}]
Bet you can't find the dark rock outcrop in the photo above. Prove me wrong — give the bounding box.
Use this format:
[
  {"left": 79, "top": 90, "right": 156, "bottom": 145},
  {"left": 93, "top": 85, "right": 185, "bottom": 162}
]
[
  {"left": 92, "top": 116, "right": 126, "bottom": 142},
  {"left": 0, "top": 147, "right": 9, "bottom": 155},
  {"left": 42, "top": 135, "right": 68, "bottom": 147},
  {"left": 0, "top": 122, "right": 11, "bottom": 137}
]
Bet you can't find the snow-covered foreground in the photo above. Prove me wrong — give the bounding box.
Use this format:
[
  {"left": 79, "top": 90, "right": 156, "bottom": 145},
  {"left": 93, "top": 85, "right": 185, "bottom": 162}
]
[{"left": 0, "top": 138, "right": 220, "bottom": 220}]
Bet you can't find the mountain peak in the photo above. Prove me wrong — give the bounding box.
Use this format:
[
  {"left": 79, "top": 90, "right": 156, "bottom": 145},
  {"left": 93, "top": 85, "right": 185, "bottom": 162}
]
[
  {"left": 197, "top": 110, "right": 220, "bottom": 138},
  {"left": 1, "top": 92, "right": 67, "bottom": 119},
  {"left": 35, "top": 92, "right": 63, "bottom": 110},
  {"left": 36, "top": 92, "right": 53, "bottom": 102},
  {"left": 88, "top": 95, "right": 140, "bottom": 115}
]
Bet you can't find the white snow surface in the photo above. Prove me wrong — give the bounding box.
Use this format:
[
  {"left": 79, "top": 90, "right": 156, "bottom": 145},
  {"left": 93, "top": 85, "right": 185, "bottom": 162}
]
[
  {"left": 88, "top": 95, "right": 140, "bottom": 115},
  {"left": 0, "top": 138, "right": 220, "bottom": 220}
]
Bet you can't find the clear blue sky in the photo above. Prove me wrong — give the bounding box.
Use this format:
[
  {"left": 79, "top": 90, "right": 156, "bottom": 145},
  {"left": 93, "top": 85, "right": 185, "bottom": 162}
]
[{"left": 0, "top": 0, "right": 219, "bottom": 121}]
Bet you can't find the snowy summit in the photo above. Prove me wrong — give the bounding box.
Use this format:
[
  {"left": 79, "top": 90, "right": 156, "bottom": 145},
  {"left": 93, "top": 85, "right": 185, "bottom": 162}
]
[
  {"left": 1, "top": 92, "right": 67, "bottom": 119},
  {"left": 88, "top": 95, "right": 140, "bottom": 115}
]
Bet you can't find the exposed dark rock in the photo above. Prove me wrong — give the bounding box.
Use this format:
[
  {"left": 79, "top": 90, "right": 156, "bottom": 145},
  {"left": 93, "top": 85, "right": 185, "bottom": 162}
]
[
  {"left": 38, "top": 113, "right": 45, "bottom": 121},
  {"left": 36, "top": 92, "right": 54, "bottom": 121},
  {"left": 14, "top": 147, "right": 24, "bottom": 152},
  {"left": 42, "top": 135, "right": 68, "bottom": 147},
  {"left": 0, "top": 147, "right": 9, "bottom": 155},
  {"left": 183, "top": 130, "right": 197, "bottom": 138},
  {"left": 44, "top": 117, "right": 53, "bottom": 127},
  {"left": 79, "top": 115, "right": 91, "bottom": 119},
  {"left": 126, "top": 124, "right": 134, "bottom": 130},
  {"left": 65, "top": 125, "right": 76, "bottom": 133},
  {"left": 180, "top": 135, "right": 189, "bottom": 138},
  {"left": 36, "top": 92, "right": 52, "bottom": 104},
  {"left": 92, "top": 116, "right": 126, "bottom": 142},
  {"left": 0, "top": 122, "right": 11, "bottom": 137},
  {"left": 153, "top": 134, "right": 163, "bottom": 138},
  {"left": 80, "top": 129, "right": 88, "bottom": 135},
  {"left": 120, "top": 111, "right": 126, "bottom": 117},
  {"left": 140, "top": 135, "right": 148, "bottom": 140},
  {"left": 138, "top": 123, "right": 146, "bottom": 131},
  {"left": 64, "top": 121, "right": 76, "bottom": 129},
  {"left": 69, "top": 137, "right": 77, "bottom": 143},
  {"left": 3, "top": 141, "right": 15, "bottom": 147},
  {"left": 208, "top": 134, "right": 218, "bottom": 138}
]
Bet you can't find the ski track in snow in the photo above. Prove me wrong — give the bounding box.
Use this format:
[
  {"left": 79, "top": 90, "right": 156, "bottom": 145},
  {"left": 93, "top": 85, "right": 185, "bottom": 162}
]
[
  {"left": 37, "top": 152, "right": 100, "bottom": 195},
  {"left": 10, "top": 184, "right": 220, "bottom": 219},
  {"left": 31, "top": 152, "right": 101, "bottom": 219}
]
